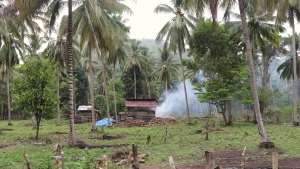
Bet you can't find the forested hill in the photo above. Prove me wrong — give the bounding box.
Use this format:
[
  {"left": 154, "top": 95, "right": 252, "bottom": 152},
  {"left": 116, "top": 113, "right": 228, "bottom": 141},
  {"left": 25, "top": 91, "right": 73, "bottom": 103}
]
[{"left": 139, "top": 38, "right": 189, "bottom": 59}]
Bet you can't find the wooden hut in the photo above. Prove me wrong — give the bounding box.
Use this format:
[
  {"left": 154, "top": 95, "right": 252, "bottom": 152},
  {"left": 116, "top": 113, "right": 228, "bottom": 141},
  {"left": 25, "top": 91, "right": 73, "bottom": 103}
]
[
  {"left": 119, "top": 99, "right": 157, "bottom": 122},
  {"left": 76, "top": 105, "right": 98, "bottom": 123}
]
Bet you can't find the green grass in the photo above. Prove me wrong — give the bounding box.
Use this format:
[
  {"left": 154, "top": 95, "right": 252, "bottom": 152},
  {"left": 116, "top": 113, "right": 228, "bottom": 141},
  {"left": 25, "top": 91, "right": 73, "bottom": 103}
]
[{"left": 0, "top": 118, "right": 300, "bottom": 168}]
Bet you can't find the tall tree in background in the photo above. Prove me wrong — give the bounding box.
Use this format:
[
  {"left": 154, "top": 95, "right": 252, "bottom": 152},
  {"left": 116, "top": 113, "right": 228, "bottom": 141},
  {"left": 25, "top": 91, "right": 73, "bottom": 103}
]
[
  {"left": 154, "top": 0, "right": 196, "bottom": 123},
  {"left": 67, "top": 0, "right": 78, "bottom": 146},
  {"left": 153, "top": 48, "right": 179, "bottom": 98},
  {"left": 123, "top": 39, "right": 148, "bottom": 99},
  {"left": 276, "top": 0, "right": 300, "bottom": 126},
  {"left": 0, "top": 22, "right": 22, "bottom": 126},
  {"left": 236, "top": 0, "right": 272, "bottom": 146},
  {"left": 108, "top": 46, "right": 127, "bottom": 121}
]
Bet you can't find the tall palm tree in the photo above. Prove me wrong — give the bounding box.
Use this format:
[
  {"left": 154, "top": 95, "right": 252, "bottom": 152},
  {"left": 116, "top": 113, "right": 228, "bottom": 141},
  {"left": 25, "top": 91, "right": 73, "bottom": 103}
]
[
  {"left": 276, "top": 0, "right": 300, "bottom": 126},
  {"left": 108, "top": 45, "right": 127, "bottom": 122},
  {"left": 154, "top": 0, "right": 197, "bottom": 123},
  {"left": 72, "top": 0, "right": 131, "bottom": 127},
  {"left": 0, "top": 21, "right": 22, "bottom": 126},
  {"left": 67, "top": 0, "right": 78, "bottom": 146},
  {"left": 107, "top": 15, "right": 129, "bottom": 122},
  {"left": 42, "top": 36, "right": 68, "bottom": 125},
  {"left": 153, "top": 48, "right": 179, "bottom": 98},
  {"left": 123, "top": 39, "right": 148, "bottom": 99},
  {"left": 236, "top": 0, "right": 271, "bottom": 145}
]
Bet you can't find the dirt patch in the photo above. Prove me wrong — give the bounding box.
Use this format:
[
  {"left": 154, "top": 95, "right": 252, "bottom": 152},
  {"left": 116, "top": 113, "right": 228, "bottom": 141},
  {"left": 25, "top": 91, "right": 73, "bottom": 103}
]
[
  {"left": 140, "top": 149, "right": 300, "bottom": 169},
  {"left": 52, "top": 131, "right": 68, "bottom": 134},
  {"left": 70, "top": 140, "right": 130, "bottom": 149},
  {"left": 0, "top": 128, "right": 14, "bottom": 131},
  {"left": 89, "top": 134, "right": 123, "bottom": 140},
  {"left": 0, "top": 143, "right": 17, "bottom": 149}
]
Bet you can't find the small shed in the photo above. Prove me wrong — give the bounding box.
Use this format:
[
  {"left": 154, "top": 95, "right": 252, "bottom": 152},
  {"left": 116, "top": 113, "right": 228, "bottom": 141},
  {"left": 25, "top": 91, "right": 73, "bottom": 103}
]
[
  {"left": 119, "top": 99, "right": 157, "bottom": 122},
  {"left": 76, "top": 105, "right": 98, "bottom": 123}
]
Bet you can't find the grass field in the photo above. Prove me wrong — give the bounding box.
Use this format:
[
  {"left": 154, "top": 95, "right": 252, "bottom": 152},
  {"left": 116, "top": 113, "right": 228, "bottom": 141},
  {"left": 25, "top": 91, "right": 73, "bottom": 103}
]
[{"left": 0, "top": 117, "right": 300, "bottom": 168}]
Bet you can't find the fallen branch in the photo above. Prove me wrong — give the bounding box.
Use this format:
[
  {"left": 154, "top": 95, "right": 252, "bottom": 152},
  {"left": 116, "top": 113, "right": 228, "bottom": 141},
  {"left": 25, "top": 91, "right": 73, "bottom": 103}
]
[
  {"left": 23, "top": 151, "right": 31, "bottom": 169},
  {"left": 115, "top": 153, "right": 150, "bottom": 166}
]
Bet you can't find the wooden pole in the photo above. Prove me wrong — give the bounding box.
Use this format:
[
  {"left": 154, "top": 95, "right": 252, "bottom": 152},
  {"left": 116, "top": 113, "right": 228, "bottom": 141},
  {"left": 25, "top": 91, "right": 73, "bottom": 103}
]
[
  {"left": 103, "top": 155, "right": 108, "bottom": 169},
  {"left": 125, "top": 151, "right": 132, "bottom": 169},
  {"left": 168, "top": 156, "right": 176, "bottom": 169},
  {"left": 23, "top": 151, "right": 31, "bottom": 169},
  {"left": 241, "top": 147, "right": 246, "bottom": 169},
  {"left": 132, "top": 144, "right": 139, "bottom": 169},
  {"left": 164, "top": 127, "right": 168, "bottom": 143},
  {"left": 61, "top": 151, "right": 65, "bottom": 169},
  {"left": 205, "top": 151, "right": 215, "bottom": 169},
  {"left": 272, "top": 152, "right": 278, "bottom": 169}
]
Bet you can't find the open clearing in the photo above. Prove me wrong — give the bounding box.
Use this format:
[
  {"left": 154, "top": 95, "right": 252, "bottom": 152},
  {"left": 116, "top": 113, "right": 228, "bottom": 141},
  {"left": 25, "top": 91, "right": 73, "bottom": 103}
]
[{"left": 1, "top": 117, "right": 300, "bottom": 168}]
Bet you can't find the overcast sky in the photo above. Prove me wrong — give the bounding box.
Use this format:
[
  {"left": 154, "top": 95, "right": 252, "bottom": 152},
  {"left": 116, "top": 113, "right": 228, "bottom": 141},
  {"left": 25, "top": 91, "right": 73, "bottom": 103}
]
[
  {"left": 121, "top": 0, "right": 173, "bottom": 40},
  {"left": 121, "top": 1, "right": 299, "bottom": 40}
]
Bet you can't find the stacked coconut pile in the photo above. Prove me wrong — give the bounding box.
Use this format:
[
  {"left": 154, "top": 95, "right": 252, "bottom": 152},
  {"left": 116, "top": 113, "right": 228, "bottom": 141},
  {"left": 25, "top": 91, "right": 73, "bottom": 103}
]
[
  {"left": 116, "top": 117, "right": 179, "bottom": 127},
  {"left": 117, "top": 118, "right": 148, "bottom": 127},
  {"left": 148, "top": 117, "right": 180, "bottom": 126}
]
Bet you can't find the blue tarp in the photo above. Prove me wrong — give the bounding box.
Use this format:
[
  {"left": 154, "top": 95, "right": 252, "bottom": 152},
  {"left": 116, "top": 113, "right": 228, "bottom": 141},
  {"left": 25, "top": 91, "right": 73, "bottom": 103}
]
[{"left": 95, "top": 118, "right": 114, "bottom": 127}]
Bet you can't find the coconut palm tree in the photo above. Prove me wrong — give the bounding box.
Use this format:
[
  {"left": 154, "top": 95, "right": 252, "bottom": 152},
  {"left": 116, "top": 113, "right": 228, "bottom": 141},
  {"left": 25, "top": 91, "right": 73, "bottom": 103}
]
[
  {"left": 154, "top": 0, "right": 197, "bottom": 123},
  {"left": 0, "top": 22, "right": 22, "bottom": 126},
  {"left": 221, "top": 0, "right": 272, "bottom": 145},
  {"left": 108, "top": 45, "right": 127, "bottom": 121},
  {"left": 277, "top": 35, "right": 300, "bottom": 80},
  {"left": 236, "top": 0, "right": 271, "bottom": 145},
  {"left": 153, "top": 48, "right": 180, "bottom": 98},
  {"left": 71, "top": 0, "right": 131, "bottom": 127},
  {"left": 123, "top": 39, "right": 148, "bottom": 99},
  {"left": 275, "top": 0, "right": 300, "bottom": 126}
]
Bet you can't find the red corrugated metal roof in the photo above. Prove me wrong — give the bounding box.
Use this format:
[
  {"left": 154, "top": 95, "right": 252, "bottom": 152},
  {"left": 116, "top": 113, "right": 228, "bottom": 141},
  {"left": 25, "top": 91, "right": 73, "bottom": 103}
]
[{"left": 126, "top": 99, "right": 157, "bottom": 107}]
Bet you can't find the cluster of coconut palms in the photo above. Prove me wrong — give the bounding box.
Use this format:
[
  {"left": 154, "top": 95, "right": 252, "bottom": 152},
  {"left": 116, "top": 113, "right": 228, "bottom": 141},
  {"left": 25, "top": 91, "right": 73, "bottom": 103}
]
[{"left": 0, "top": 0, "right": 300, "bottom": 147}]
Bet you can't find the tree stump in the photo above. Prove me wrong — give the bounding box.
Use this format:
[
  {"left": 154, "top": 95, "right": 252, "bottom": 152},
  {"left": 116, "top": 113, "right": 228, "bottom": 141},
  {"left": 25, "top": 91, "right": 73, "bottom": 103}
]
[
  {"left": 205, "top": 151, "right": 215, "bottom": 169},
  {"left": 259, "top": 142, "right": 274, "bottom": 148}
]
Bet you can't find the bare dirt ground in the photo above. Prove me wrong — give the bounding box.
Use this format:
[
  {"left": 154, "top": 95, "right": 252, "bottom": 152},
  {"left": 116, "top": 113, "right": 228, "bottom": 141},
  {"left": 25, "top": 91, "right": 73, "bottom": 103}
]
[{"left": 141, "top": 149, "right": 300, "bottom": 169}]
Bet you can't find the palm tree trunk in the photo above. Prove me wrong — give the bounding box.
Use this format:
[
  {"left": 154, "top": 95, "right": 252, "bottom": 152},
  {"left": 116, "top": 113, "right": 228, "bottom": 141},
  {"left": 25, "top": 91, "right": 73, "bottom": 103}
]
[
  {"left": 134, "top": 65, "right": 136, "bottom": 99},
  {"left": 112, "top": 63, "right": 118, "bottom": 123},
  {"left": 165, "top": 78, "right": 168, "bottom": 98},
  {"left": 57, "top": 75, "right": 61, "bottom": 125},
  {"left": 1, "top": 98, "right": 3, "bottom": 120},
  {"left": 7, "top": 70, "right": 11, "bottom": 125},
  {"left": 88, "top": 44, "right": 97, "bottom": 131},
  {"left": 99, "top": 51, "right": 111, "bottom": 126},
  {"left": 179, "top": 50, "right": 190, "bottom": 123},
  {"left": 291, "top": 13, "right": 299, "bottom": 126},
  {"left": 148, "top": 80, "right": 151, "bottom": 99},
  {"left": 67, "top": 0, "right": 78, "bottom": 146},
  {"left": 238, "top": 0, "right": 270, "bottom": 143}
]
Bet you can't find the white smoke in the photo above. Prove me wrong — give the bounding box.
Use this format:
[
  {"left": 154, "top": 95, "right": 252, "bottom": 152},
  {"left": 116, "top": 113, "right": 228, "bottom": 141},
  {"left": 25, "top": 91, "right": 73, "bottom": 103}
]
[{"left": 155, "top": 80, "right": 208, "bottom": 117}]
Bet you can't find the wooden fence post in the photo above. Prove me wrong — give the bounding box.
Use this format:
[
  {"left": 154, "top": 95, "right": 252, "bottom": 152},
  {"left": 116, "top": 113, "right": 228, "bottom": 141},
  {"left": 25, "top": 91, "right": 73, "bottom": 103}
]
[
  {"left": 102, "top": 155, "right": 108, "bottom": 169},
  {"left": 205, "top": 151, "right": 215, "bottom": 169},
  {"left": 272, "top": 152, "right": 278, "bottom": 169},
  {"left": 241, "top": 147, "right": 246, "bottom": 169},
  {"left": 168, "top": 156, "right": 176, "bottom": 169},
  {"left": 132, "top": 144, "right": 139, "bottom": 169},
  {"left": 61, "top": 151, "right": 65, "bottom": 169},
  {"left": 125, "top": 151, "right": 132, "bottom": 168}
]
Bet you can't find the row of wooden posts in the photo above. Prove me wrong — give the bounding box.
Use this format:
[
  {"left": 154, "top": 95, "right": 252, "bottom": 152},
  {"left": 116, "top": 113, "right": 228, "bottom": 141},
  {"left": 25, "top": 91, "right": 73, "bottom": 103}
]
[
  {"left": 204, "top": 147, "right": 279, "bottom": 169},
  {"left": 23, "top": 144, "right": 141, "bottom": 169},
  {"left": 23, "top": 145, "right": 280, "bottom": 169}
]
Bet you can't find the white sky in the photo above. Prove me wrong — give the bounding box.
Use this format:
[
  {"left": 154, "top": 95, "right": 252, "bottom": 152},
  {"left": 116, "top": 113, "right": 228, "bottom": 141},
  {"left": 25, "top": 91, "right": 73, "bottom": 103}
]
[
  {"left": 121, "top": 0, "right": 173, "bottom": 40},
  {"left": 121, "top": 0, "right": 299, "bottom": 40}
]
